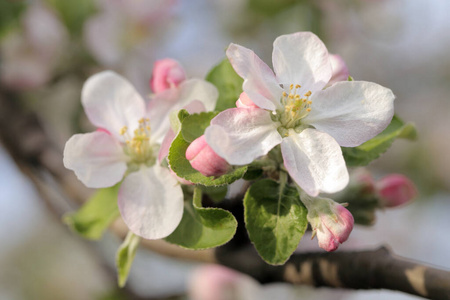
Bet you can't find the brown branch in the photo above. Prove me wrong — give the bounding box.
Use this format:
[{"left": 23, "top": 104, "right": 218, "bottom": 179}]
[
  {"left": 1, "top": 89, "right": 450, "bottom": 299},
  {"left": 215, "top": 244, "right": 450, "bottom": 300}
]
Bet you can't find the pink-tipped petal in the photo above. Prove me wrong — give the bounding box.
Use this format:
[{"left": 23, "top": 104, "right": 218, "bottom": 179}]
[
  {"left": 328, "top": 54, "right": 350, "bottom": 86},
  {"left": 205, "top": 108, "right": 282, "bottom": 165},
  {"left": 82, "top": 71, "right": 146, "bottom": 140},
  {"left": 272, "top": 32, "right": 332, "bottom": 94},
  {"left": 118, "top": 165, "right": 184, "bottom": 239},
  {"left": 236, "top": 92, "right": 258, "bottom": 108},
  {"left": 304, "top": 81, "right": 395, "bottom": 147},
  {"left": 281, "top": 129, "right": 349, "bottom": 196},
  {"left": 226, "top": 43, "right": 283, "bottom": 111},
  {"left": 63, "top": 131, "right": 127, "bottom": 188}
]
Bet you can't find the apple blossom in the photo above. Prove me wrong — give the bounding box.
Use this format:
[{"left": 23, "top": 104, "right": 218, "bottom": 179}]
[
  {"left": 186, "top": 135, "right": 231, "bottom": 177},
  {"left": 0, "top": 3, "right": 68, "bottom": 89},
  {"left": 376, "top": 174, "right": 417, "bottom": 207},
  {"left": 205, "top": 32, "right": 395, "bottom": 196},
  {"left": 301, "top": 193, "right": 354, "bottom": 252},
  {"left": 150, "top": 58, "right": 187, "bottom": 93},
  {"left": 64, "top": 71, "right": 217, "bottom": 239}
]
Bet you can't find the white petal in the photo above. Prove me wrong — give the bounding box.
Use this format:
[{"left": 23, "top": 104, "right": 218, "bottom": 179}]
[
  {"left": 281, "top": 129, "right": 348, "bottom": 197},
  {"left": 205, "top": 108, "right": 282, "bottom": 165},
  {"left": 303, "top": 81, "right": 395, "bottom": 147},
  {"left": 148, "top": 82, "right": 211, "bottom": 144},
  {"left": 82, "top": 71, "right": 146, "bottom": 140},
  {"left": 118, "top": 165, "right": 184, "bottom": 239},
  {"left": 63, "top": 131, "right": 127, "bottom": 188},
  {"left": 176, "top": 79, "right": 218, "bottom": 112},
  {"left": 272, "top": 32, "right": 331, "bottom": 93},
  {"left": 226, "top": 43, "right": 283, "bottom": 111}
]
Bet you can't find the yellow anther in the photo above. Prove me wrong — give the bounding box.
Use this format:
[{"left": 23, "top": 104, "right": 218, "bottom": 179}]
[
  {"left": 282, "top": 91, "right": 288, "bottom": 97},
  {"left": 295, "top": 94, "right": 301, "bottom": 100},
  {"left": 302, "top": 99, "right": 307, "bottom": 103},
  {"left": 307, "top": 100, "right": 312, "bottom": 105},
  {"left": 120, "top": 126, "right": 128, "bottom": 135},
  {"left": 295, "top": 84, "right": 301, "bottom": 89},
  {"left": 304, "top": 91, "right": 312, "bottom": 97},
  {"left": 306, "top": 108, "right": 311, "bottom": 112},
  {"left": 288, "top": 94, "right": 294, "bottom": 99},
  {"left": 289, "top": 84, "right": 294, "bottom": 90},
  {"left": 146, "top": 126, "right": 151, "bottom": 131},
  {"left": 138, "top": 118, "right": 145, "bottom": 124}
]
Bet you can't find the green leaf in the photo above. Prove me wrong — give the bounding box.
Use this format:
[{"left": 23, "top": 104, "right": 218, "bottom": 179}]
[
  {"left": 63, "top": 184, "right": 120, "bottom": 240},
  {"left": 45, "top": 0, "right": 96, "bottom": 36},
  {"left": 165, "top": 187, "right": 237, "bottom": 249},
  {"left": 206, "top": 58, "right": 243, "bottom": 112},
  {"left": 342, "top": 115, "right": 417, "bottom": 167},
  {"left": 0, "top": 1, "right": 25, "bottom": 39},
  {"left": 116, "top": 231, "right": 141, "bottom": 288},
  {"left": 244, "top": 178, "right": 308, "bottom": 265},
  {"left": 199, "top": 185, "right": 228, "bottom": 203},
  {"left": 168, "top": 112, "right": 247, "bottom": 186},
  {"left": 181, "top": 111, "right": 218, "bottom": 143}
]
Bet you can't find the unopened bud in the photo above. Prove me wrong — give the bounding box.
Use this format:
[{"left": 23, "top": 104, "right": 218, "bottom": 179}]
[
  {"left": 186, "top": 135, "right": 231, "bottom": 177},
  {"left": 375, "top": 174, "right": 417, "bottom": 207},
  {"left": 150, "top": 58, "right": 186, "bottom": 93},
  {"left": 235, "top": 92, "right": 258, "bottom": 108},
  {"left": 302, "top": 195, "right": 354, "bottom": 252}
]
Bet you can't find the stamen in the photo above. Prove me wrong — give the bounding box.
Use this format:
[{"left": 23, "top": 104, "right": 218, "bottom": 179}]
[{"left": 304, "top": 91, "right": 312, "bottom": 97}]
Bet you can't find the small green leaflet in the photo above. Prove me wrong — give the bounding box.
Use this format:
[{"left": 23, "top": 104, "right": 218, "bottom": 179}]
[
  {"left": 342, "top": 115, "right": 417, "bottom": 167},
  {"left": 206, "top": 58, "right": 243, "bottom": 112},
  {"left": 168, "top": 111, "right": 247, "bottom": 186},
  {"left": 244, "top": 178, "right": 308, "bottom": 265},
  {"left": 116, "top": 231, "right": 141, "bottom": 288},
  {"left": 181, "top": 111, "right": 219, "bottom": 143},
  {"left": 63, "top": 184, "right": 120, "bottom": 240},
  {"left": 165, "top": 187, "right": 237, "bottom": 249}
]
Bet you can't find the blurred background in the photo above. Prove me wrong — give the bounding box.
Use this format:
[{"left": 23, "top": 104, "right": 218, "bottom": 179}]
[{"left": 1, "top": 0, "right": 450, "bottom": 299}]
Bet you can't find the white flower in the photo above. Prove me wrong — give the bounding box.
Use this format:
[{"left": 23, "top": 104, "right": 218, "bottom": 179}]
[
  {"left": 64, "top": 71, "right": 217, "bottom": 239},
  {"left": 205, "top": 32, "right": 394, "bottom": 196}
]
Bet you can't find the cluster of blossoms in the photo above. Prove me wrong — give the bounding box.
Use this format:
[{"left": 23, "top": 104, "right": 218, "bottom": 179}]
[
  {"left": 65, "top": 32, "right": 398, "bottom": 253},
  {"left": 64, "top": 59, "right": 217, "bottom": 239}
]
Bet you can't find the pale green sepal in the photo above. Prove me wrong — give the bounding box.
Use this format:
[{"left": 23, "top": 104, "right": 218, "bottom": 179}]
[
  {"left": 116, "top": 231, "right": 141, "bottom": 288},
  {"left": 63, "top": 184, "right": 120, "bottom": 240}
]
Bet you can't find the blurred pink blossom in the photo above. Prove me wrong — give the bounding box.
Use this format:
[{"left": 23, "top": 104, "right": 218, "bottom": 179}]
[
  {"left": 328, "top": 54, "right": 350, "bottom": 86},
  {"left": 150, "top": 58, "right": 186, "bottom": 93},
  {"left": 376, "top": 174, "right": 417, "bottom": 207},
  {"left": 0, "top": 3, "right": 68, "bottom": 89}
]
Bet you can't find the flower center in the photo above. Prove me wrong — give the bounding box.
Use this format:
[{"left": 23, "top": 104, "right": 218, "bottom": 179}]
[
  {"left": 120, "top": 118, "right": 156, "bottom": 165},
  {"left": 276, "top": 84, "right": 312, "bottom": 133}
]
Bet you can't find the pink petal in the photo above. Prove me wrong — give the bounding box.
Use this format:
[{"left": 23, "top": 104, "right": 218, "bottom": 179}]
[
  {"left": 205, "top": 108, "right": 282, "bottom": 165},
  {"left": 272, "top": 32, "right": 331, "bottom": 94},
  {"left": 82, "top": 71, "right": 146, "bottom": 140},
  {"left": 118, "top": 165, "right": 184, "bottom": 239},
  {"left": 226, "top": 43, "right": 283, "bottom": 111},
  {"left": 63, "top": 131, "right": 127, "bottom": 188},
  {"left": 303, "top": 81, "right": 395, "bottom": 147},
  {"left": 281, "top": 129, "right": 349, "bottom": 196}
]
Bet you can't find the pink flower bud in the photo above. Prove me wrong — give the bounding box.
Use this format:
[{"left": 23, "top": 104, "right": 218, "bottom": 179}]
[
  {"left": 316, "top": 204, "right": 354, "bottom": 252},
  {"left": 375, "top": 174, "right": 417, "bottom": 207},
  {"left": 186, "top": 135, "right": 231, "bottom": 177},
  {"left": 328, "top": 54, "right": 350, "bottom": 86},
  {"left": 236, "top": 92, "right": 258, "bottom": 108},
  {"left": 304, "top": 196, "right": 354, "bottom": 252},
  {"left": 150, "top": 58, "right": 186, "bottom": 93}
]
